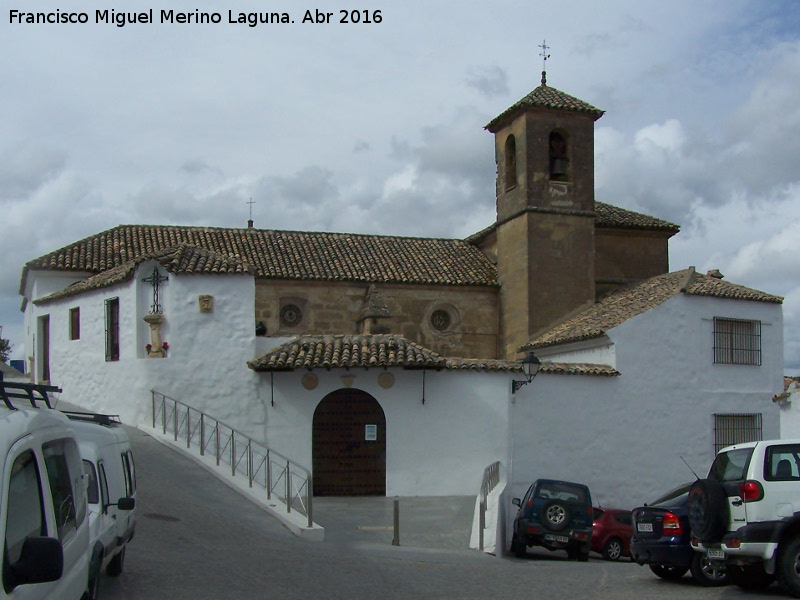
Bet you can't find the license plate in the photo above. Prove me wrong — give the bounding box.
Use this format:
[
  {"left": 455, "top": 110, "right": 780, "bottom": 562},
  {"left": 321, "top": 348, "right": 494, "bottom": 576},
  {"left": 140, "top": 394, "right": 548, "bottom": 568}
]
[
  {"left": 545, "top": 534, "right": 569, "bottom": 543},
  {"left": 707, "top": 548, "right": 725, "bottom": 559},
  {"left": 637, "top": 523, "right": 653, "bottom": 533}
]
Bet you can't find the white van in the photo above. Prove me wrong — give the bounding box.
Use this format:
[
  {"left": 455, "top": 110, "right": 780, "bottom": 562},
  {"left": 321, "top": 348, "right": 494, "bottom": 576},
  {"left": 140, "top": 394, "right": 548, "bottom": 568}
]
[
  {"left": 63, "top": 413, "right": 136, "bottom": 599},
  {"left": 0, "top": 381, "right": 90, "bottom": 600}
]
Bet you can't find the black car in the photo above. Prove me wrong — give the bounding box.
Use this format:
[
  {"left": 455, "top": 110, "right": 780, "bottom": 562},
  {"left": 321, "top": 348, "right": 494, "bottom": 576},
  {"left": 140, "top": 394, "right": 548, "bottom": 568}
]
[
  {"left": 510, "top": 479, "right": 593, "bottom": 561},
  {"left": 631, "top": 483, "right": 728, "bottom": 586}
]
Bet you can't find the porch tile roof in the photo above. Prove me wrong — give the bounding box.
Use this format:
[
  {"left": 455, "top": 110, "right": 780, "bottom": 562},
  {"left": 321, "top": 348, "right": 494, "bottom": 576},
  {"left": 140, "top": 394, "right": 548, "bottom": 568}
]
[
  {"left": 523, "top": 267, "right": 783, "bottom": 351},
  {"left": 247, "top": 334, "right": 617, "bottom": 376}
]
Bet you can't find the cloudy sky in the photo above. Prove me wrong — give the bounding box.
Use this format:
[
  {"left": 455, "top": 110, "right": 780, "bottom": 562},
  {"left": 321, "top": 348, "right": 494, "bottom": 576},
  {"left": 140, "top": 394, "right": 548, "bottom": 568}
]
[{"left": 2, "top": 0, "right": 799, "bottom": 373}]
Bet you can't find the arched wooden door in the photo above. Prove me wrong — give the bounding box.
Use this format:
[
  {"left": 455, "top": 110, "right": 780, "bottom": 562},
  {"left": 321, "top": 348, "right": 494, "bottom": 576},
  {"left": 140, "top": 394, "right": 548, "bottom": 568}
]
[{"left": 313, "top": 389, "right": 386, "bottom": 496}]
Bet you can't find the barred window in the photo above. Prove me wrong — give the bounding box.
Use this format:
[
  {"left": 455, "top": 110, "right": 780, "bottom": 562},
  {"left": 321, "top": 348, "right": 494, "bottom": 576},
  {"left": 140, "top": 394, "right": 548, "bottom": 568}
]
[
  {"left": 69, "top": 307, "right": 80, "bottom": 341},
  {"left": 714, "top": 413, "right": 762, "bottom": 454},
  {"left": 713, "top": 317, "right": 761, "bottom": 366}
]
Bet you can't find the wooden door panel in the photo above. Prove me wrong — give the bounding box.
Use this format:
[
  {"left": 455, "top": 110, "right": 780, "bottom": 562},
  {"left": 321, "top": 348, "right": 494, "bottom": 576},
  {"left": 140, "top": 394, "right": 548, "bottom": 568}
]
[{"left": 313, "top": 389, "right": 385, "bottom": 496}]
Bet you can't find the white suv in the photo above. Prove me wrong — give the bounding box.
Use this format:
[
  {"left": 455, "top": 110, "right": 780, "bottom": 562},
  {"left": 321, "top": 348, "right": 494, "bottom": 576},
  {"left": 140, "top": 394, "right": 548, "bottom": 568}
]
[
  {"left": 688, "top": 438, "right": 800, "bottom": 596},
  {"left": 1, "top": 381, "right": 90, "bottom": 600}
]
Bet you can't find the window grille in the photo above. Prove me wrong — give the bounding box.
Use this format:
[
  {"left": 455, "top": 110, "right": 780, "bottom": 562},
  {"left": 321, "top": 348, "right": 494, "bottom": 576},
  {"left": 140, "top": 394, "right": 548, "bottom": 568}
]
[
  {"left": 104, "top": 298, "right": 119, "bottom": 362},
  {"left": 713, "top": 317, "right": 761, "bottom": 366},
  {"left": 714, "top": 413, "right": 762, "bottom": 454}
]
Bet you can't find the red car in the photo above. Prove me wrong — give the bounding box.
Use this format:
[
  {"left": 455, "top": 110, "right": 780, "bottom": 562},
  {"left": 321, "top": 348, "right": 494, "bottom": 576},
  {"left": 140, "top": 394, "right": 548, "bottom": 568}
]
[{"left": 591, "top": 508, "right": 633, "bottom": 560}]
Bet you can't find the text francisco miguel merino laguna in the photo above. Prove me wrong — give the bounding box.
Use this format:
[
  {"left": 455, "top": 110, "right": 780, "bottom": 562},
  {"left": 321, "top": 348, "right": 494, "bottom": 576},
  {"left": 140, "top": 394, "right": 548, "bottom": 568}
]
[{"left": 6, "top": 9, "right": 370, "bottom": 27}]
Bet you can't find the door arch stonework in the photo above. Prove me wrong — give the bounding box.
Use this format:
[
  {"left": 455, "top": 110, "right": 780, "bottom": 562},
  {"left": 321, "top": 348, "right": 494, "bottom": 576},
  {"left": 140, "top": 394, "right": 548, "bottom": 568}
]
[{"left": 312, "top": 388, "right": 386, "bottom": 496}]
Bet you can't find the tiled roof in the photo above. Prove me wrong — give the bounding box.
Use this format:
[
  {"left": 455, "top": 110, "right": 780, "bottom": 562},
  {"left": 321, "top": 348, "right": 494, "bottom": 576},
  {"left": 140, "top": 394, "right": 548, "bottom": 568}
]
[
  {"left": 247, "top": 335, "right": 447, "bottom": 371},
  {"left": 34, "top": 244, "right": 251, "bottom": 305},
  {"left": 539, "top": 363, "right": 620, "bottom": 377},
  {"left": 464, "top": 202, "right": 679, "bottom": 246},
  {"left": 523, "top": 267, "right": 783, "bottom": 351},
  {"left": 247, "top": 334, "right": 619, "bottom": 377},
  {"left": 594, "top": 203, "right": 679, "bottom": 232},
  {"left": 486, "top": 83, "right": 604, "bottom": 132},
  {"left": 21, "top": 225, "right": 499, "bottom": 295}
]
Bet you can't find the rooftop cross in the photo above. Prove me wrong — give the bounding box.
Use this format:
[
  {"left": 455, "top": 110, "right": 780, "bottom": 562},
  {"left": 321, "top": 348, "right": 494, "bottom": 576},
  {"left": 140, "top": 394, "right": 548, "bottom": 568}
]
[{"left": 539, "top": 40, "right": 551, "bottom": 85}]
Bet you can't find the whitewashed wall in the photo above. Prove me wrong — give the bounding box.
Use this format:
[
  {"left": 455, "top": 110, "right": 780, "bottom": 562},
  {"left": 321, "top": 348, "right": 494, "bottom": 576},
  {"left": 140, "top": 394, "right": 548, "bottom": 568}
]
[
  {"left": 24, "top": 263, "right": 259, "bottom": 427},
  {"left": 260, "top": 368, "right": 512, "bottom": 496},
  {"left": 778, "top": 382, "right": 800, "bottom": 438},
  {"left": 509, "top": 293, "right": 783, "bottom": 517}
]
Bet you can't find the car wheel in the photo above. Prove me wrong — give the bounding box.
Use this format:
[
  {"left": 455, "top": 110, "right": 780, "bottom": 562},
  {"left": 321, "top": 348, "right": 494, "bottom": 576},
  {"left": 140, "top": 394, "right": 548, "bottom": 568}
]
[
  {"left": 541, "top": 500, "right": 571, "bottom": 532},
  {"left": 687, "top": 479, "right": 729, "bottom": 542},
  {"left": 106, "top": 547, "right": 126, "bottom": 577},
  {"left": 690, "top": 551, "right": 729, "bottom": 586},
  {"left": 649, "top": 564, "right": 689, "bottom": 580},
  {"left": 511, "top": 533, "right": 526, "bottom": 558},
  {"left": 603, "top": 537, "right": 623, "bottom": 561},
  {"left": 778, "top": 536, "right": 800, "bottom": 597},
  {"left": 728, "top": 564, "right": 775, "bottom": 591}
]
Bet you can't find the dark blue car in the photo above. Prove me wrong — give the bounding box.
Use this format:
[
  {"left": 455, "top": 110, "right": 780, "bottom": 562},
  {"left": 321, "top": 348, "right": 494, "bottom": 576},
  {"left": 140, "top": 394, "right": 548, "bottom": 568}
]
[
  {"left": 510, "top": 479, "right": 593, "bottom": 561},
  {"left": 631, "top": 483, "right": 728, "bottom": 586}
]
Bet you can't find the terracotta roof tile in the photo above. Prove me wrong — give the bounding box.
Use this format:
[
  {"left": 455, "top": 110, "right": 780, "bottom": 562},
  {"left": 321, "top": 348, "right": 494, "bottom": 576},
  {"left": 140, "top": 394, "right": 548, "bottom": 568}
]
[
  {"left": 523, "top": 267, "right": 782, "bottom": 351},
  {"left": 486, "top": 83, "right": 604, "bottom": 132},
  {"left": 464, "top": 202, "right": 678, "bottom": 246},
  {"left": 21, "top": 225, "right": 499, "bottom": 295},
  {"left": 247, "top": 335, "right": 446, "bottom": 371},
  {"left": 34, "top": 244, "right": 251, "bottom": 305},
  {"left": 594, "top": 202, "right": 680, "bottom": 232}
]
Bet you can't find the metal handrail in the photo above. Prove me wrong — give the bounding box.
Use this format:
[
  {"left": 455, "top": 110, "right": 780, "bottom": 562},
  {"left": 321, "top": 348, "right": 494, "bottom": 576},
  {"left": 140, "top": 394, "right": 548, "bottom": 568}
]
[
  {"left": 478, "top": 461, "right": 501, "bottom": 551},
  {"left": 151, "top": 390, "right": 313, "bottom": 527}
]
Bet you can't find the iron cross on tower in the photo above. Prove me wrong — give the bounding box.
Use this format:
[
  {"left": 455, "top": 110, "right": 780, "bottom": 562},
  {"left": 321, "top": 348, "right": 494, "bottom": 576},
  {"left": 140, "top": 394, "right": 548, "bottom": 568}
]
[
  {"left": 539, "top": 40, "right": 551, "bottom": 85},
  {"left": 142, "top": 267, "right": 168, "bottom": 314}
]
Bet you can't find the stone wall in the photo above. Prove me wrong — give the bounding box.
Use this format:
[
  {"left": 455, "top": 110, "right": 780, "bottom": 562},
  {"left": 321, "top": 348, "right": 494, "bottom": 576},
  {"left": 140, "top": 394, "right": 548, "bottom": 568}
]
[{"left": 254, "top": 279, "right": 499, "bottom": 359}]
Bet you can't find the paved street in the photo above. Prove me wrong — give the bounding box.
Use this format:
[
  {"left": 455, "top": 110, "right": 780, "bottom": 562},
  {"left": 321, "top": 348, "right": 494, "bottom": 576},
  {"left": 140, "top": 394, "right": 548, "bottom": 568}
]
[{"left": 99, "top": 426, "right": 788, "bottom": 600}]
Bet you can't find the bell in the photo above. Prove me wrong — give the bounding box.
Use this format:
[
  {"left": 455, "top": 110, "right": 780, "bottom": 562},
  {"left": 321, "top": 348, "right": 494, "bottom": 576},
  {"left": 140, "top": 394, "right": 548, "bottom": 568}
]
[{"left": 551, "top": 158, "right": 567, "bottom": 177}]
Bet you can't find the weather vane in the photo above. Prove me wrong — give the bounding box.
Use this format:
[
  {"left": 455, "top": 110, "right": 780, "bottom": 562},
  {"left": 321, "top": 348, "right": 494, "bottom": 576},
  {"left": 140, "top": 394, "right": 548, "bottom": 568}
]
[{"left": 539, "top": 40, "right": 551, "bottom": 85}]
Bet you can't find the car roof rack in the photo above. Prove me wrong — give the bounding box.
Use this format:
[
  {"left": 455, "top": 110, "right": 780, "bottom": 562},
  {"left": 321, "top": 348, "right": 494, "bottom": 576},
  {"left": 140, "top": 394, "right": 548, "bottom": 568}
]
[
  {"left": 61, "top": 411, "right": 121, "bottom": 426},
  {"left": 0, "top": 381, "right": 62, "bottom": 410}
]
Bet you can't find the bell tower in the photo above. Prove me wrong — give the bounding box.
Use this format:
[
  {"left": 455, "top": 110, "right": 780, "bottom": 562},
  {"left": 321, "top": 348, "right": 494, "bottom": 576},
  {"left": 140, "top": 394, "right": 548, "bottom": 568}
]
[{"left": 485, "top": 59, "right": 605, "bottom": 359}]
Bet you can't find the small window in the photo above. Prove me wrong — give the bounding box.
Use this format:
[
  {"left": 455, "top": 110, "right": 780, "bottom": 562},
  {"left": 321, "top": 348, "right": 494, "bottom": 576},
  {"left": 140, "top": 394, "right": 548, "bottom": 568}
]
[
  {"left": 504, "top": 134, "right": 517, "bottom": 190},
  {"left": 42, "top": 438, "right": 86, "bottom": 541},
  {"left": 105, "top": 297, "right": 120, "bottom": 361},
  {"left": 430, "top": 310, "right": 451, "bottom": 332},
  {"left": 69, "top": 307, "right": 80, "bottom": 341},
  {"left": 83, "top": 460, "right": 99, "bottom": 504},
  {"left": 714, "top": 413, "right": 762, "bottom": 454},
  {"left": 121, "top": 451, "right": 136, "bottom": 496},
  {"left": 713, "top": 317, "right": 761, "bottom": 366},
  {"left": 765, "top": 445, "right": 800, "bottom": 481},
  {"left": 99, "top": 464, "right": 110, "bottom": 509},
  {"left": 4, "top": 451, "right": 47, "bottom": 569},
  {"left": 709, "top": 447, "right": 753, "bottom": 482},
  {"left": 279, "top": 304, "right": 303, "bottom": 328},
  {"left": 549, "top": 131, "right": 569, "bottom": 181}
]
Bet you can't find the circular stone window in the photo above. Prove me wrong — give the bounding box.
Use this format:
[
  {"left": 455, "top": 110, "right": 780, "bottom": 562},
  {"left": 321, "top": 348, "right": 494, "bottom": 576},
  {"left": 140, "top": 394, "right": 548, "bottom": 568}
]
[
  {"left": 280, "top": 304, "right": 303, "bottom": 328},
  {"left": 430, "top": 309, "right": 451, "bottom": 332}
]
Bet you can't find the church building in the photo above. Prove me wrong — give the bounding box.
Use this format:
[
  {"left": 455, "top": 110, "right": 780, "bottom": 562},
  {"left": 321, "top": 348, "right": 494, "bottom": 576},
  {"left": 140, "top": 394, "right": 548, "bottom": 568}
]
[{"left": 18, "top": 75, "right": 784, "bottom": 509}]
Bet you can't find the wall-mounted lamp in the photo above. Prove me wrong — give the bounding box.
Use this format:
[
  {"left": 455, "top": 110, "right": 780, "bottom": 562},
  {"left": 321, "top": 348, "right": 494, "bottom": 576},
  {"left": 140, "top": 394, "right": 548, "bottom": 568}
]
[{"left": 511, "top": 353, "right": 541, "bottom": 394}]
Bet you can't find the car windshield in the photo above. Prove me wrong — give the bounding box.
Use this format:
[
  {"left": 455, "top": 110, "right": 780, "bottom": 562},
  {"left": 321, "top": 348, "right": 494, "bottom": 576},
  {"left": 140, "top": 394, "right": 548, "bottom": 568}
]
[
  {"left": 649, "top": 483, "right": 691, "bottom": 507},
  {"left": 709, "top": 448, "right": 753, "bottom": 482},
  {"left": 535, "top": 482, "right": 587, "bottom": 504}
]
